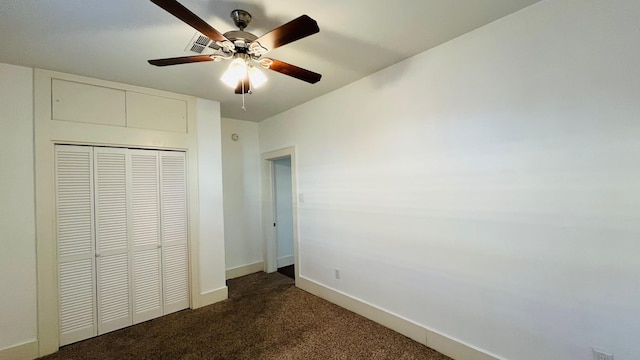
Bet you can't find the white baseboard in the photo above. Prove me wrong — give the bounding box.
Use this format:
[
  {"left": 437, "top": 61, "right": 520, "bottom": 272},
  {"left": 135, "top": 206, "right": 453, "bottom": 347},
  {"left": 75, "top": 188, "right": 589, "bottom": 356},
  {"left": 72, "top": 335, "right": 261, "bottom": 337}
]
[
  {"left": 225, "top": 261, "right": 264, "bottom": 280},
  {"left": 296, "top": 276, "right": 500, "bottom": 360},
  {"left": 199, "top": 286, "right": 229, "bottom": 307},
  {"left": 425, "top": 330, "right": 500, "bottom": 360},
  {"left": 277, "top": 255, "right": 294, "bottom": 268},
  {"left": 0, "top": 339, "right": 39, "bottom": 360}
]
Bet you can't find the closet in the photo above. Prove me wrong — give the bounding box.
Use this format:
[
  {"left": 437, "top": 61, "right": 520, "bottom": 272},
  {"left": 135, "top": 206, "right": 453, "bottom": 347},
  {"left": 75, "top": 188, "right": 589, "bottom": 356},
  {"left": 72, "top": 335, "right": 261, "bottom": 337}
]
[{"left": 55, "top": 145, "right": 189, "bottom": 346}]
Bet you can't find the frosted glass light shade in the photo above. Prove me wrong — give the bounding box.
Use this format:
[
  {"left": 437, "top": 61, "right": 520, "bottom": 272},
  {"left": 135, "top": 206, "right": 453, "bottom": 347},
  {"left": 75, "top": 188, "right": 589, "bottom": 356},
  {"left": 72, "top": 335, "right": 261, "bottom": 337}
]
[
  {"left": 248, "top": 66, "right": 267, "bottom": 89},
  {"left": 221, "top": 58, "right": 247, "bottom": 88}
]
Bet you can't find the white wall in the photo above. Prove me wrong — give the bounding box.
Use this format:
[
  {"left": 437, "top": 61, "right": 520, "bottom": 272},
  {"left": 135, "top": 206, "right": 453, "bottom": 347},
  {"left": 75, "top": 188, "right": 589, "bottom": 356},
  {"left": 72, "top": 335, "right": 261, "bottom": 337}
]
[
  {"left": 196, "top": 99, "right": 227, "bottom": 296},
  {"left": 259, "top": 1, "right": 640, "bottom": 359},
  {"left": 274, "top": 158, "right": 294, "bottom": 267},
  {"left": 0, "top": 64, "right": 37, "bottom": 351},
  {"left": 221, "top": 118, "right": 263, "bottom": 271}
]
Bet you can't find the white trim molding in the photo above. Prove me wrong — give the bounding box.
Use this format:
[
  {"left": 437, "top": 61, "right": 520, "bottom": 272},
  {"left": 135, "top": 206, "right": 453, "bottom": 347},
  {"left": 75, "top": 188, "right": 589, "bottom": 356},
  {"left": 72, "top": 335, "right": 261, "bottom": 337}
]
[
  {"left": 200, "top": 286, "right": 229, "bottom": 307},
  {"left": 33, "top": 69, "right": 227, "bottom": 356},
  {"left": 277, "top": 255, "right": 294, "bottom": 268},
  {"left": 297, "top": 276, "right": 500, "bottom": 360},
  {"left": 226, "top": 261, "right": 264, "bottom": 280},
  {"left": 0, "top": 340, "right": 39, "bottom": 360},
  {"left": 260, "top": 147, "right": 300, "bottom": 283}
]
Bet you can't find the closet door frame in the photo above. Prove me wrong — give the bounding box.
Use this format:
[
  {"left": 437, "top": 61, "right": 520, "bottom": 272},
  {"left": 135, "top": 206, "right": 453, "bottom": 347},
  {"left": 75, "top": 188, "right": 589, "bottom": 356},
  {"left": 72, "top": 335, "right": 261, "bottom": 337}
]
[
  {"left": 35, "top": 69, "right": 210, "bottom": 357},
  {"left": 56, "top": 146, "right": 190, "bottom": 344}
]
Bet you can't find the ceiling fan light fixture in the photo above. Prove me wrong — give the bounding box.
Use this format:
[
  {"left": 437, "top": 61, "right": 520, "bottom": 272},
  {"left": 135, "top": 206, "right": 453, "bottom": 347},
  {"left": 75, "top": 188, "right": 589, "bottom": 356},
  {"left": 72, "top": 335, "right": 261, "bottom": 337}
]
[
  {"left": 248, "top": 66, "right": 267, "bottom": 89},
  {"left": 148, "top": 1, "right": 322, "bottom": 91},
  {"left": 220, "top": 57, "right": 247, "bottom": 88}
]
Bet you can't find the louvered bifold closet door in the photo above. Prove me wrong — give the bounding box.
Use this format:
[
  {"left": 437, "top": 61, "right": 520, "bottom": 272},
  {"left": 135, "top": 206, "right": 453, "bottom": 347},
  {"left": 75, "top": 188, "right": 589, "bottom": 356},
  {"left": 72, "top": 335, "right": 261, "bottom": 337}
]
[
  {"left": 56, "top": 145, "right": 97, "bottom": 346},
  {"left": 129, "top": 149, "right": 163, "bottom": 324},
  {"left": 94, "top": 147, "right": 132, "bottom": 334},
  {"left": 159, "top": 151, "right": 190, "bottom": 314}
]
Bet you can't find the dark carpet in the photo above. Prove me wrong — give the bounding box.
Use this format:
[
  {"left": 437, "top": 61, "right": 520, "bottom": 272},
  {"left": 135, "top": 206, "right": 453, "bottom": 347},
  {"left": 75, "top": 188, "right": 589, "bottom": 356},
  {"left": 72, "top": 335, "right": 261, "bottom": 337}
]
[
  {"left": 277, "top": 264, "right": 295, "bottom": 279},
  {"left": 41, "top": 272, "right": 451, "bottom": 359}
]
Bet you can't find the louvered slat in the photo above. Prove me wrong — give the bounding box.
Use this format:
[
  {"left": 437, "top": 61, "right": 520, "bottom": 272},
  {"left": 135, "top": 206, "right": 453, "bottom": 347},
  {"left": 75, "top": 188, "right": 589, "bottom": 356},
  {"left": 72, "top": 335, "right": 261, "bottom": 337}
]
[
  {"left": 162, "top": 243, "right": 189, "bottom": 313},
  {"left": 133, "top": 249, "right": 162, "bottom": 322},
  {"left": 57, "top": 149, "right": 93, "bottom": 258},
  {"left": 131, "top": 152, "right": 160, "bottom": 248},
  {"left": 95, "top": 151, "right": 128, "bottom": 253},
  {"left": 97, "top": 253, "right": 131, "bottom": 333},
  {"left": 59, "top": 259, "right": 94, "bottom": 333},
  {"left": 130, "top": 150, "right": 163, "bottom": 323},
  {"left": 160, "top": 152, "right": 189, "bottom": 314},
  {"left": 55, "top": 145, "right": 97, "bottom": 346},
  {"left": 94, "top": 148, "right": 132, "bottom": 335}
]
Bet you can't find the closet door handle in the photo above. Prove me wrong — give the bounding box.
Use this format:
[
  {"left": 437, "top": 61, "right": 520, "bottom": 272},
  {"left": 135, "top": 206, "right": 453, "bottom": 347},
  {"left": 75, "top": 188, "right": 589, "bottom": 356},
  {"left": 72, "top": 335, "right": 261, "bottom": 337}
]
[{"left": 95, "top": 252, "right": 101, "bottom": 258}]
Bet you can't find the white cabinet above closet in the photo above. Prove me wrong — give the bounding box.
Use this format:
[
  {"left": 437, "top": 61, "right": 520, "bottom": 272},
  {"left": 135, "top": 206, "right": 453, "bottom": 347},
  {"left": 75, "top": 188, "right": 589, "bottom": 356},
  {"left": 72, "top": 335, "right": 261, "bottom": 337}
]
[
  {"left": 126, "top": 92, "right": 187, "bottom": 133},
  {"left": 52, "top": 79, "right": 126, "bottom": 127},
  {"left": 51, "top": 79, "right": 187, "bottom": 133}
]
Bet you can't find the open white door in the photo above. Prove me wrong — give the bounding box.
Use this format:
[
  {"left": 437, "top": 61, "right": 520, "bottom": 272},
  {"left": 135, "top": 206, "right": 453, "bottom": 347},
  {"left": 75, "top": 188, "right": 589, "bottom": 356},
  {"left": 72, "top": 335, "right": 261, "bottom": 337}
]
[{"left": 274, "top": 158, "right": 294, "bottom": 270}]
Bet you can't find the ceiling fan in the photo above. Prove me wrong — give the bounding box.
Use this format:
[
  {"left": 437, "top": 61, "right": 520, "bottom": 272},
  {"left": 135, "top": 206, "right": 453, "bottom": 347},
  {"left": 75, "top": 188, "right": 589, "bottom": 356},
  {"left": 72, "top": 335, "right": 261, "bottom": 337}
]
[{"left": 148, "top": 0, "right": 322, "bottom": 97}]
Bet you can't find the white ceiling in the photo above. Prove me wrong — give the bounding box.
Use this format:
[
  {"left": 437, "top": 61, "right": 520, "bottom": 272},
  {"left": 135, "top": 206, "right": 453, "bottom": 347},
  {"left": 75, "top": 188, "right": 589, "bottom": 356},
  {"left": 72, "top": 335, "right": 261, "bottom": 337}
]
[{"left": 0, "top": 0, "right": 541, "bottom": 122}]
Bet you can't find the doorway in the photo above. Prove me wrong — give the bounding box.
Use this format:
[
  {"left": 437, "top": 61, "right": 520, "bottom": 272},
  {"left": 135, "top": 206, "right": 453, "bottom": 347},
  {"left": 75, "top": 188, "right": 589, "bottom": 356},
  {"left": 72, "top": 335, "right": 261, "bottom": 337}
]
[
  {"left": 261, "top": 147, "right": 299, "bottom": 283},
  {"left": 273, "top": 158, "right": 294, "bottom": 279}
]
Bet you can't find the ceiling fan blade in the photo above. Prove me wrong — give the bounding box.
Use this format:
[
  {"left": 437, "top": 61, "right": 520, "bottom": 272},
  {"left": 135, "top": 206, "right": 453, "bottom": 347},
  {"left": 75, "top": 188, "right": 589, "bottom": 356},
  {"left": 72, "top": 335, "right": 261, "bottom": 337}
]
[
  {"left": 254, "top": 15, "right": 319, "bottom": 52},
  {"left": 234, "top": 75, "right": 250, "bottom": 94},
  {"left": 150, "top": 0, "right": 229, "bottom": 43},
  {"left": 263, "top": 58, "right": 321, "bottom": 84},
  {"left": 148, "top": 55, "right": 213, "bottom": 66}
]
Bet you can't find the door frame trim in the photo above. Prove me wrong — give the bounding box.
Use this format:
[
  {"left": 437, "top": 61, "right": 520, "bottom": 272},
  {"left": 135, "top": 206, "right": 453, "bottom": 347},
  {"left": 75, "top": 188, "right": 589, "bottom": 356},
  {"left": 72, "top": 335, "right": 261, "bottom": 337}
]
[{"left": 261, "top": 147, "right": 299, "bottom": 283}]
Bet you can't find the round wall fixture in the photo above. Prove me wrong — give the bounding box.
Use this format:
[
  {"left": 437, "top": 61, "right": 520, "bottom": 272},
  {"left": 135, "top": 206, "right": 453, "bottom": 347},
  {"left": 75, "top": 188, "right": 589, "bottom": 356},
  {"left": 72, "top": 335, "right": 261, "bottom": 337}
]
[{"left": 231, "top": 133, "right": 239, "bottom": 141}]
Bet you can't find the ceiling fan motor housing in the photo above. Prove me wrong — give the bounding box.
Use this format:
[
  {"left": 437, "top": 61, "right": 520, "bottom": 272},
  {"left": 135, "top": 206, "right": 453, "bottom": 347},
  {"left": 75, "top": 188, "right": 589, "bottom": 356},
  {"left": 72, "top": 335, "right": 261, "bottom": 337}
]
[
  {"left": 230, "top": 9, "right": 252, "bottom": 30},
  {"left": 223, "top": 30, "right": 258, "bottom": 53}
]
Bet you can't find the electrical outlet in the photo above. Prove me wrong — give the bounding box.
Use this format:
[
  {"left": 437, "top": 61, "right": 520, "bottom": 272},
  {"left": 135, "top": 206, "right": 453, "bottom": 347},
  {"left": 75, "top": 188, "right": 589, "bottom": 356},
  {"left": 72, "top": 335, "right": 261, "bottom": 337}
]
[
  {"left": 592, "top": 349, "right": 613, "bottom": 360},
  {"left": 334, "top": 268, "right": 341, "bottom": 279}
]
